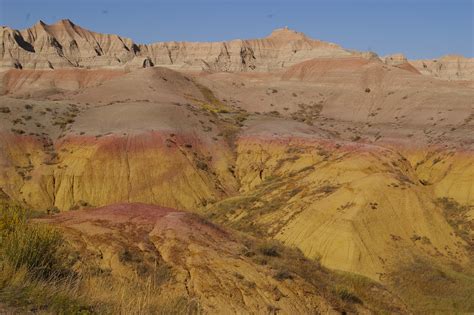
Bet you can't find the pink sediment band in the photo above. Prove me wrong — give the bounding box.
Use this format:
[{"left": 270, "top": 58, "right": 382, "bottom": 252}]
[
  {"left": 0, "top": 132, "right": 44, "bottom": 145},
  {"left": 56, "top": 131, "right": 208, "bottom": 153}
]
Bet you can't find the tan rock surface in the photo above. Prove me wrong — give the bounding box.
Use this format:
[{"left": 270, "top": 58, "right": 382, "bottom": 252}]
[
  {"left": 1, "top": 21, "right": 351, "bottom": 72},
  {"left": 409, "top": 55, "right": 474, "bottom": 81}
]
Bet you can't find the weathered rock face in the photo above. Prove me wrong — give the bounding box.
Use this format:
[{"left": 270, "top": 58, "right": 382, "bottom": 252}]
[
  {"left": 236, "top": 136, "right": 471, "bottom": 277},
  {"left": 141, "top": 28, "right": 352, "bottom": 72},
  {"left": 1, "top": 20, "right": 351, "bottom": 71},
  {"left": 383, "top": 53, "right": 408, "bottom": 66},
  {"left": 1, "top": 20, "right": 138, "bottom": 69},
  {"left": 381, "top": 53, "right": 420, "bottom": 74},
  {"left": 409, "top": 55, "right": 474, "bottom": 81},
  {"left": 204, "top": 115, "right": 473, "bottom": 280},
  {"left": 3, "top": 20, "right": 472, "bottom": 81},
  {"left": 0, "top": 132, "right": 235, "bottom": 212},
  {"left": 0, "top": 67, "right": 239, "bottom": 211}
]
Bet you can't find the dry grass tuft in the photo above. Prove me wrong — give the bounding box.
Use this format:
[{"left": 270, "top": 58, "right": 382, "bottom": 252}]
[{"left": 0, "top": 201, "right": 199, "bottom": 314}]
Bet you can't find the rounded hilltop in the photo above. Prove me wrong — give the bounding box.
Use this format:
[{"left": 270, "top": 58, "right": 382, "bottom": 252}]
[{"left": 266, "top": 26, "right": 309, "bottom": 40}]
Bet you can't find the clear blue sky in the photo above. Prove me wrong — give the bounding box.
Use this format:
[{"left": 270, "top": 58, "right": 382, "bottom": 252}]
[{"left": 0, "top": 0, "right": 472, "bottom": 59}]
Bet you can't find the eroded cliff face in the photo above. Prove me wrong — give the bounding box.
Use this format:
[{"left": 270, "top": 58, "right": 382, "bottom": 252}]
[
  {"left": 1, "top": 20, "right": 351, "bottom": 72},
  {"left": 206, "top": 135, "right": 472, "bottom": 280},
  {"left": 0, "top": 132, "right": 236, "bottom": 211},
  {"left": 0, "top": 67, "right": 240, "bottom": 211},
  {"left": 409, "top": 55, "right": 474, "bottom": 81},
  {"left": 142, "top": 28, "right": 352, "bottom": 72},
  {"left": 3, "top": 19, "right": 472, "bottom": 82},
  {"left": 1, "top": 20, "right": 138, "bottom": 69},
  {"left": 2, "top": 123, "right": 472, "bottom": 289}
]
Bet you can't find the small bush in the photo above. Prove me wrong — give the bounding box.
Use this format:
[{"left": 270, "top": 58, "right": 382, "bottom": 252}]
[
  {"left": 47, "top": 206, "right": 60, "bottom": 215},
  {"left": 118, "top": 249, "right": 133, "bottom": 263},
  {"left": 335, "top": 286, "right": 363, "bottom": 304},
  {"left": 196, "top": 160, "right": 208, "bottom": 171},
  {"left": 0, "top": 107, "right": 11, "bottom": 113},
  {"left": 274, "top": 269, "right": 293, "bottom": 281},
  {"left": 316, "top": 184, "right": 338, "bottom": 194},
  {"left": 11, "top": 128, "right": 25, "bottom": 135},
  {"left": 258, "top": 243, "right": 280, "bottom": 257}
]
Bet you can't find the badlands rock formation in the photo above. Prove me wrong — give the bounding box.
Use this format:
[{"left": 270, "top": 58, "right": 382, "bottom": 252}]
[
  {"left": 1, "top": 20, "right": 350, "bottom": 72},
  {"left": 383, "top": 53, "right": 474, "bottom": 81},
  {"left": 2, "top": 19, "right": 472, "bottom": 80},
  {"left": 0, "top": 20, "right": 138, "bottom": 69},
  {"left": 0, "top": 20, "right": 473, "bottom": 313},
  {"left": 410, "top": 55, "right": 474, "bottom": 81}
]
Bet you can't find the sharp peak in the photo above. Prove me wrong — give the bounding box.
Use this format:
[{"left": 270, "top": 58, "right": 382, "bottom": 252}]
[
  {"left": 33, "top": 19, "right": 76, "bottom": 28},
  {"left": 33, "top": 20, "right": 46, "bottom": 27},
  {"left": 54, "top": 19, "right": 76, "bottom": 26}
]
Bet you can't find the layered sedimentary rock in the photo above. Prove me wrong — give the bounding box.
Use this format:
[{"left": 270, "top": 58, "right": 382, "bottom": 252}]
[
  {"left": 141, "top": 27, "right": 351, "bottom": 72},
  {"left": 2, "top": 19, "right": 471, "bottom": 81},
  {"left": 1, "top": 20, "right": 351, "bottom": 71},
  {"left": 409, "top": 55, "right": 474, "bottom": 81},
  {"left": 0, "top": 67, "right": 238, "bottom": 211},
  {"left": 207, "top": 116, "right": 472, "bottom": 281},
  {"left": 0, "top": 20, "right": 138, "bottom": 69},
  {"left": 384, "top": 53, "right": 474, "bottom": 81},
  {"left": 0, "top": 68, "right": 126, "bottom": 96},
  {"left": 382, "top": 53, "right": 420, "bottom": 74},
  {"left": 0, "top": 132, "right": 235, "bottom": 212}
]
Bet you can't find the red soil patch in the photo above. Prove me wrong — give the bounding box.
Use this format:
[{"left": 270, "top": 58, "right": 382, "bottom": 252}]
[
  {"left": 394, "top": 62, "right": 421, "bottom": 74},
  {"left": 43, "top": 203, "right": 176, "bottom": 226},
  {"left": 41, "top": 202, "right": 230, "bottom": 241},
  {"left": 281, "top": 57, "right": 372, "bottom": 80}
]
